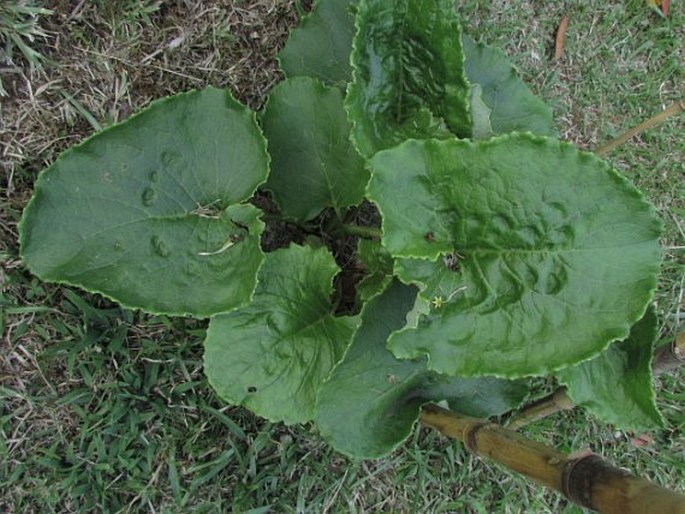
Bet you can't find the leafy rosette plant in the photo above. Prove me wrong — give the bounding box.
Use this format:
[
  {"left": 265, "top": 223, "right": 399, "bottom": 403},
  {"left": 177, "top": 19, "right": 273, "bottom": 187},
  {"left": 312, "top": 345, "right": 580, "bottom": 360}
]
[{"left": 20, "top": 0, "right": 664, "bottom": 459}]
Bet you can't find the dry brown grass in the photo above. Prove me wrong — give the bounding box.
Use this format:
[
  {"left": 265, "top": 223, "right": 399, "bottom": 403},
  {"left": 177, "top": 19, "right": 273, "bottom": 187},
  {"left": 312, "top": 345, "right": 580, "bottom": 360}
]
[{"left": 1, "top": 3, "right": 304, "bottom": 511}]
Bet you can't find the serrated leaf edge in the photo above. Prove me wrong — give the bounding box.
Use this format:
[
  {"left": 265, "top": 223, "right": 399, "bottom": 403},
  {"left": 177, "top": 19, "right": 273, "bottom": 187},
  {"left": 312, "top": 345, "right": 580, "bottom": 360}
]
[
  {"left": 345, "top": 0, "right": 472, "bottom": 158},
  {"left": 19, "top": 87, "right": 271, "bottom": 318},
  {"left": 371, "top": 133, "right": 662, "bottom": 378},
  {"left": 557, "top": 307, "right": 665, "bottom": 431},
  {"left": 205, "top": 244, "right": 358, "bottom": 424},
  {"left": 276, "top": 0, "right": 356, "bottom": 88},
  {"left": 461, "top": 34, "right": 556, "bottom": 137}
]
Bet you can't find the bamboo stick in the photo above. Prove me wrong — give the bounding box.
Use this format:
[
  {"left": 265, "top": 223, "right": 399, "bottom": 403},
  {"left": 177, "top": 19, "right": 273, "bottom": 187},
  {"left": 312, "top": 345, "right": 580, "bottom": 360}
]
[
  {"left": 506, "top": 331, "right": 685, "bottom": 430},
  {"left": 420, "top": 404, "right": 685, "bottom": 514}
]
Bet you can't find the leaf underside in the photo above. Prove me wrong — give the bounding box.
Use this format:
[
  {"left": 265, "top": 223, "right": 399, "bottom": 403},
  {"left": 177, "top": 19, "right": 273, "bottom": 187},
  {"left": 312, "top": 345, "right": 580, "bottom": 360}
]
[
  {"left": 346, "top": 0, "right": 471, "bottom": 157},
  {"left": 20, "top": 88, "right": 269, "bottom": 317},
  {"left": 261, "top": 77, "right": 369, "bottom": 221},
  {"left": 204, "top": 245, "right": 359, "bottom": 425},
  {"left": 316, "top": 280, "right": 528, "bottom": 458},
  {"left": 557, "top": 307, "right": 664, "bottom": 431},
  {"left": 462, "top": 35, "right": 556, "bottom": 137},
  {"left": 278, "top": 0, "right": 358, "bottom": 87},
  {"left": 469, "top": 84, "right": 494, "bottom": 141},
  {"left": 367, "top": 135, "right": 662, "bottom": 377}
]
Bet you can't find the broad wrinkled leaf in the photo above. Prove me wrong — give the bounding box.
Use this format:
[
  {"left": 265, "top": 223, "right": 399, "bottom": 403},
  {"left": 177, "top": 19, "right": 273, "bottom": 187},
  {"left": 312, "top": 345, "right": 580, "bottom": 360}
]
[
  {"left": 463, "top": 35, "right": 555, "bottom": 137},
  {"left": 20, "top": 88, "right": 268, "bottom": 317},
  {"left": 346, "top": 0, "right": 471, "bottom": 157},
  {"left": 367, "top": 135, "right": 662, "bottom": 377},
  {"left": 278, "top": 0, "right": 357, "bottom": 86},
  {"left": 316, "top": 280, "right": 528, "bottom": 458},
  {"left": 557, "top": 307, "right": 664, "bottom": 431},
  {"left": 261, "top": 77, "right": 369, "bottom": 220},
  {"left": 204, "top": 245, "right": 359, "bottom": 424},
  {"left": 395, "top": 35, "right": 557, "bottom": 308}
]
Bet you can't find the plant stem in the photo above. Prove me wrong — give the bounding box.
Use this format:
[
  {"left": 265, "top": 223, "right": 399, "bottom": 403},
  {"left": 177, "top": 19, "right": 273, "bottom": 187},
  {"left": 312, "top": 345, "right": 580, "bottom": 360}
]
[
  {"left": 507, "top": 387, "right": 575, "bottom": 430},
  {"left": 259, "top": 213, "right": 324, "bottom": 236},
  {"left": 420, "top": 404, "right": 685, "bottom": 514},
  {"left": 343, "top": 224, "right": 382, "bottom": 239},
  {"left": 506, "top": 331, "right": 685, "bottom": 430},
  {"left": 595, "top": 100, "right": 685, "bottom": 157}
]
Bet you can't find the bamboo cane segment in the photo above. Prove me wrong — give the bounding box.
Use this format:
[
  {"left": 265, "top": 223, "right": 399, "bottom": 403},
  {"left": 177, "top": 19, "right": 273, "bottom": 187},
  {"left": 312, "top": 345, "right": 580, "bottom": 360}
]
[{"left": 420, "top": 403, "right": 685, "bottom": 514}]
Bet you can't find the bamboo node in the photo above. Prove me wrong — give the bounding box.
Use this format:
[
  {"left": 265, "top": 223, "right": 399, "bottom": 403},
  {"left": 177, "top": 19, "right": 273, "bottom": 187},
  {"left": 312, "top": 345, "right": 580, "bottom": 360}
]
[
  {"left": 463, "top": 421, "right": 491, "bottom": 454},
  {"left": 563, "top": 454, "right": 630, "bottom": 508}
]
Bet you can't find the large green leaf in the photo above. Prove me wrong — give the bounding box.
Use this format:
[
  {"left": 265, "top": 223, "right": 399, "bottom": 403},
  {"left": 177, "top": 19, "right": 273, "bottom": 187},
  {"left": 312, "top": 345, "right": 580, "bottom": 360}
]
[
  {"left": 278, "top": 0, "right": 357, "bottom": 86},
  {"left": 261, "top": 77, "right": 369, "bottom": 220},
  {"left": 316, "top": 280, "right": 528, "bottom": 458},
  {"left": 556, "top": 307, "right": 664, "bottom": 431},
  {"left": 20, "top": 88, "right": 269, "bottom": 317},
  {"left": 367, "top": 135, "right": 662, "bottom": 377},
  {"left": 463, "top": 35, "right": 555, "bottom": 137},
  {"left": 394, "top": 35, "right": 558, "bottom": 308},
  {"left": 204, "top": 245, "right": 359, "bottom": 424},
  {"left": 346, "top": 0, "right": 471, "bottom": 157}
]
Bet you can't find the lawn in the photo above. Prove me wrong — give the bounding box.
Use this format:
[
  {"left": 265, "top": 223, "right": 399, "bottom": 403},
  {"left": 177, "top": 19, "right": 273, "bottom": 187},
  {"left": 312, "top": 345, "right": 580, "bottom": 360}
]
[{"left": 1, "top": 1, "right": 683, "bottom": 512}]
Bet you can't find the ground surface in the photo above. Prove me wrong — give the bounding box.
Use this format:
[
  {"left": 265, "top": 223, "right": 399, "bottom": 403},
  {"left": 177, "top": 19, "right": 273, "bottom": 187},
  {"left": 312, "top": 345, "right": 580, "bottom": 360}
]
[{"left": 1, "top": 1, "right": 684, "bottom": 513}]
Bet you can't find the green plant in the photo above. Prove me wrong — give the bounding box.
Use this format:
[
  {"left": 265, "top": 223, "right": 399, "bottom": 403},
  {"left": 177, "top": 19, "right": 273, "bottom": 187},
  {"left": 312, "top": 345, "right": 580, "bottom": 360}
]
[
  {"left": 0, "top": 1, "right": 52, "bottom": 96},
  {"left": 17, "top": 0, "right": 670, "bottom": 472}
]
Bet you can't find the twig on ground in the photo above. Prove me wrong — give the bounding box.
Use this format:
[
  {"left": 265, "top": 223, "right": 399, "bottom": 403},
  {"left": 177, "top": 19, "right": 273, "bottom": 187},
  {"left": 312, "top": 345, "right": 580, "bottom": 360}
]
[
  {"left": 555, "top": 16, "right": 569, "bottom": 61},
  {"left": 595, "top": 100, "right": 685, "bottom": 157}
]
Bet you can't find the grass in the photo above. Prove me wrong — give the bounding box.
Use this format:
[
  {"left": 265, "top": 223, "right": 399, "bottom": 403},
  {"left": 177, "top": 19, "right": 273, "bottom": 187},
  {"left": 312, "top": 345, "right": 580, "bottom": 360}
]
[
  {"left": 1, "top": 0, "right": 683, "bottom": 512},
  {"left": 0, "top": 1, "right": 52, "bottom": 96}
]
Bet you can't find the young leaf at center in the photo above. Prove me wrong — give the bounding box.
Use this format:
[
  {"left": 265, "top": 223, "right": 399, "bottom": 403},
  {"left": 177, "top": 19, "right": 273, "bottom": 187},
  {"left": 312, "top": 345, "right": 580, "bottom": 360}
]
[
  {"left": 204, "top": 244, "right": 359, "bottom": 424},
  {"left": 367, "top": 135, "right": 662, "bottom": 377},
  {"left": 346, "top": 0, "right": 471, "bottom": 157},
  {"left": 356, "top": 238, "right": 395, "bottom": 301},
  {"left": 261, "top": 77, "right": 369, "bottom": 221}
]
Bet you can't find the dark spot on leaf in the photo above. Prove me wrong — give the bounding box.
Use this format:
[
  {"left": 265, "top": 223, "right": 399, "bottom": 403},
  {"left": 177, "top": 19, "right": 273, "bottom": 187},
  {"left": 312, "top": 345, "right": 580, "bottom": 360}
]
[
  {"left": 443, "top": 252, "right": 463, "bottom": 272},
  {"left": 247, "top": 386, "right": 257, "bottom": 393},
  {"left": 162, "top": 150, "right": 181, "bottom": 167},
  {"left": 142, "top": 187, "right": 157, "bottom": 206},
  {"left": 151, "top": 236, "right": 171, "bottom": 258},
  {"left": 424, "top": 232, "right": 435, "bottom": 242}
]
